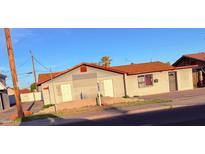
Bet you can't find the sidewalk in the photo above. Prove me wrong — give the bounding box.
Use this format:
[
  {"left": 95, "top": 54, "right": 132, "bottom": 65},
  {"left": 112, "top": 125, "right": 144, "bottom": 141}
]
[
  {"left": 19, "top": 98, "right": 205, "bottom": 126},
  {"left": 0, "top": 101, "right": 43, "bottom": 122}
]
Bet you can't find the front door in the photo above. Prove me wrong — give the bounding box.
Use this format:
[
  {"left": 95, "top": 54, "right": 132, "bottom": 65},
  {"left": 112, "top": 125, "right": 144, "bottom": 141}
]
[
  {"left": 168, "top": 72, "right": 178, "bottom": 92},
  {"left": 61, "top": 84, "right": 72, "bottom": 102},
  {"left": 103, "top": 79, "right": 114, "bottom": 97}
]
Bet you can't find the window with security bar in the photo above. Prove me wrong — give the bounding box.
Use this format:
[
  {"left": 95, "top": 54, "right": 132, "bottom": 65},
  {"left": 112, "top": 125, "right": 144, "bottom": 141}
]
[{"left": 138, "top": 74, "right": 153, "bottom": 88}]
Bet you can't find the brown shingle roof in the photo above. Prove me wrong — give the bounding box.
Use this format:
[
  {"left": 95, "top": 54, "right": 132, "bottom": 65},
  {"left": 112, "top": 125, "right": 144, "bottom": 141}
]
[
  {"left": 37, "top": 61, "right": 194, "bottom": 86},
  {"left": 38, "top": 71, "right": 63, "bottom": 85},
  {"left": 184, "top": 52, "right": 205, "bottom": 61},
  {"left": 111, "top": 61, "right": 175, "bottom": 75}
]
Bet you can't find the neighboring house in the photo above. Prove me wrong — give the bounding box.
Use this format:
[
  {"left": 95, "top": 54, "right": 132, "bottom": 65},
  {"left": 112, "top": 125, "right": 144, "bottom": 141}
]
[
  {"left": 37, "top": 61, "right": 194, "bottom": 105},
  {"left": 173, "top": 52, "right": 205, "bottom": 88},
  {"left": 7, "top": 87, "right": 16, "bottom": 106},
  {"left": 0, "top": 73, "right": 10, "bottom": 111}
]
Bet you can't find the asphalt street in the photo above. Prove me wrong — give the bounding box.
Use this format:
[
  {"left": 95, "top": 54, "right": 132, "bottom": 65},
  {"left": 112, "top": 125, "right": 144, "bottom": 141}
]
[{"left": 59, "top": 104, "right": 205, "bottom": 126}]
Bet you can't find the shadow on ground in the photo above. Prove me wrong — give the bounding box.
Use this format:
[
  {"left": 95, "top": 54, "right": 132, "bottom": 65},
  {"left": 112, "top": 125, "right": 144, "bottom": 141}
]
[
  {"left": 20, "top": 114, "right": 93, "bottom": 126},
  {"left": 18, "top": 103, "right": 205, "bottom": 126},
  {"left": 20, "top": 106, "right": 129, "bottom": 126}
]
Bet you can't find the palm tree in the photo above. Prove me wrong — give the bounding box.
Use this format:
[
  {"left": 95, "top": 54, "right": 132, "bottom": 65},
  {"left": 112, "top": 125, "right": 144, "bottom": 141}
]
[{"left": 99, "top": 56, "right": 112, "bottom": 67}]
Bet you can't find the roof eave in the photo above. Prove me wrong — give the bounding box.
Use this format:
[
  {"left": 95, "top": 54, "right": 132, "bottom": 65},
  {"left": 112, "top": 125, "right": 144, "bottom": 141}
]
[
  {"left": 37, "top": 63, "right": 127, "bottom": 86},
  {"left": 184, "top": 55, "right": 205, "bottom": 62},
  {"left": 172, "top": 56, "right": 185, "bottom": 66},
  {"left": 127, "top": 68, "right": 175, "bottom": 76}
]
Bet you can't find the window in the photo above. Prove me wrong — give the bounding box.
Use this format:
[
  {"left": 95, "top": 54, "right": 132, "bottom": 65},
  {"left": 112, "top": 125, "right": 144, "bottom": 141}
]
[{"left": 138, "top": 74, "right": 153, "bottom": 88}]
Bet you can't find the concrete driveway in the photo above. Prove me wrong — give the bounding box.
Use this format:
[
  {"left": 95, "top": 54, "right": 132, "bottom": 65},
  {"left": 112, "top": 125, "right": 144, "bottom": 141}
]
[{"left": 0, "top": 101, "right": 44, "bottom": 122}]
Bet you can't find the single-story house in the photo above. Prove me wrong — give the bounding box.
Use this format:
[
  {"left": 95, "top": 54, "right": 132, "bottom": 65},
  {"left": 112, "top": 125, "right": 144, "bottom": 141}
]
[
  {"left": 173, "top": 52, "right": 205, "bottom": 88},
  {"left": 0, "top": 74, "right": 10, "bottom": 111},
  {"left": 37, "top": 61, "right": 194, "bottom": 105}
]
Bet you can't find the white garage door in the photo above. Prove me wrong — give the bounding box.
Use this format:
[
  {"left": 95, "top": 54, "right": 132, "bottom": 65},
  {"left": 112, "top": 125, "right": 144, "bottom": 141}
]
[
  {"left": 103, "top": 79, "right": 114, "bottom": 97},
  {"left": 61, "top": 84, "right": 72, "bottom": 102}
]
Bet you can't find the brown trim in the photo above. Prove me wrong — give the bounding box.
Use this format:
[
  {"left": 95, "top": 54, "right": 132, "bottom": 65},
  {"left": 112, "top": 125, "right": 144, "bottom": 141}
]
[
  {"left": 184, "top": 55, "right": 205, "bottom": 63},
  {"left": 172, "top": 56, "right": 185, "bottom": 66},
  {"left": 174, "top": 65, "right": 198, "bottom": 70},
  {"left": 127, "top": 68, "right": 175, "bottom": 76},
  {"left": 173, "top": 55, "right": 205, "bottom": 66}
]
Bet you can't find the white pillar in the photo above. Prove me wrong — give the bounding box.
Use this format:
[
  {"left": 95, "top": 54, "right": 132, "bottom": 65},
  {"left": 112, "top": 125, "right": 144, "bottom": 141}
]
[
  {"left": 199, "top": 70, "right": 203, "bottom": 86},
  {"left": 123, "top": 74, "right": 128, "bottom": 97},
  {"left": 97, "top": 81, "right": 102, "bottom": 106}
]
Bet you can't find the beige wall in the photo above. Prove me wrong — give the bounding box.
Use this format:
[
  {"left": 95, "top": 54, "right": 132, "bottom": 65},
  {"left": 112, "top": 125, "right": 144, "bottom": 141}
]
[
  {"left": 41, "top": 66, "right": 125, "bottom": 105},
  {"left": 126, "top": 68, "right": 193, "bottom": 97},
  {"left": 20, "top": 92, "right": 42, "bottom": 103},
  {"left": 41, "top": 66, "right": 193, "bottom": 105},
  {"left": 176, "top": 68, "right": 193, "bottom": 91},
  {"left": 126, "top": 71, "right": 170, "bottom": 96}
]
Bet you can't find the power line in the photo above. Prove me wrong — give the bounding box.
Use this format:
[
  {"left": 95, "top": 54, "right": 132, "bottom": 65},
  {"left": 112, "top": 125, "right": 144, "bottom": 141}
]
[
  {"left": 36, "top": 70, "right": 50, "bottom": 73},
  {"left": 17, "top": 57, "right": 30, "bottom": 69},
  {"left": 33, "top": 56, "right": 49, "bottom": 71},
  {"left": 18, "top": 71, "right": 33, "bottom": 75}
]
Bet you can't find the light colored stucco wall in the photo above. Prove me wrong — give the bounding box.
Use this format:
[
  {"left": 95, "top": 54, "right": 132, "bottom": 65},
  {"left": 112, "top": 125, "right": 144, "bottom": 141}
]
[
  {"left": 20, "top": 92, "right": 42, "bottom": 103},
  {"left": 41, "top": 66, "right": 125, "bottom": 105},
  {"left": 176, "top": 68, "right": 193, "bottom": 91},
  {"left": 126, "top": 68, "right": 193, "bottom": 97},
  {"left": 40, "top": 66, "right": 193, "bottom": 105},
  {"left": 126, "top": 71, "right": 170, "bottom": 96}
]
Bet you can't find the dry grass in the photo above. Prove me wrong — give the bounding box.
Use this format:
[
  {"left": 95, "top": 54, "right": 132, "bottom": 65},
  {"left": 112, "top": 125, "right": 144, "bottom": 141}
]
[
  {"left": 56, "top": 99, "right": 172, "bottom": 116},
  {"left": 111, "top": 99, "right": 172, "bottom": 108}
]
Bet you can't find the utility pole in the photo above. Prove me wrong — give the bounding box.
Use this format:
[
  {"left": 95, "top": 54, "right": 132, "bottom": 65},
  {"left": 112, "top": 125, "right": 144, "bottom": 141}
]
[
  {"left": 49, "top": 68, "right": 57, "bottom": 113},
  {"left": 30, "top": 50, "right": 38, "bottom": 92},
  {"left": 4, "top": 28, "right": 24, "bottom": 118}
]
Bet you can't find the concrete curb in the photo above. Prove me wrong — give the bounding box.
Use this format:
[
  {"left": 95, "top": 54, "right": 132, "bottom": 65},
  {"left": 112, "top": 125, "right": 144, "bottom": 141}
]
[
  {"left": 19, "top": 102, "right": 205, "bottom": 126},
  {"left": 54, "top": 103, "right": 205, "bottom": 125}
]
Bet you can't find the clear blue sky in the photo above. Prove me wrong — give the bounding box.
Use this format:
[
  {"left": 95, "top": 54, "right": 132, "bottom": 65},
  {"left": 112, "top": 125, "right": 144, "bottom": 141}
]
[{"left": 1, "top": 28, "right": 205, "bottom": 88}]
